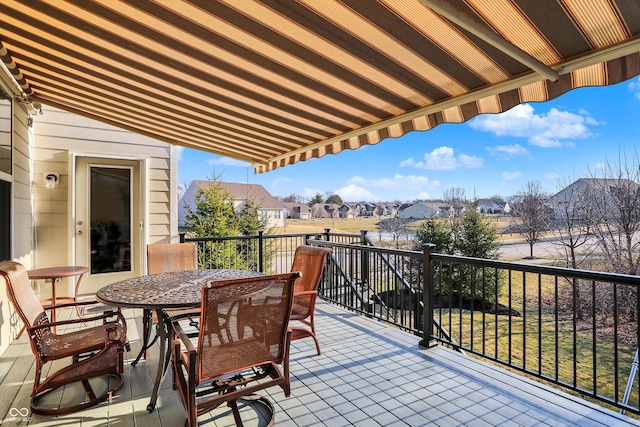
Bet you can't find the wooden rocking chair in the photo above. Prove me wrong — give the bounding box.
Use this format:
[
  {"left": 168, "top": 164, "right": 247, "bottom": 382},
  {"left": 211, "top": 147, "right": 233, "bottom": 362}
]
[
  {"left": 0, "top": 260, "right": 129, "bottom": 415},
  {"left": 171, "top": 272, "right": 299, "bottom": 427}
]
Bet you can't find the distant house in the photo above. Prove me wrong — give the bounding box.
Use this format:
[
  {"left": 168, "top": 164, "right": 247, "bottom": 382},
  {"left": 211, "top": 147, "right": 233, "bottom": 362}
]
[
  {"left": 476, "top": 199, "right": 509, "bottom": 214},
  {"left": 549, "top": 178, "right": 639, "bottom": 221},
  {"left": 310, "top": 203, "right": 339, "bottom": 218},
  {"left": 398, "top": 202, "right": 438, "bottom": 219},
  {"left": 179, "top": 181, "right": 285, "bottom": 228},
  {"left": 283, "top": 202, "right": 311, "bottom": 219},
  {"left": 338, "top": 204, "right": 355, "bottom": 218}
]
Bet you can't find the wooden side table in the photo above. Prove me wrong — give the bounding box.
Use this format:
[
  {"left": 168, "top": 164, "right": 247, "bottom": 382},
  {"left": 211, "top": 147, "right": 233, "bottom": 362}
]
[{"left": 27, "top": 265, "right": 89, "bottom": 333}]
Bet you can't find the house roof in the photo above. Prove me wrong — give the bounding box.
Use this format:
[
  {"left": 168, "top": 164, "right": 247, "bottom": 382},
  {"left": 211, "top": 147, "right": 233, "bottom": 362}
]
[
  {"left": 550, "top": 177, "right": 640, "bottom": 198},
  {"left": 282, "top": 202, "right": 311, "bottom": 213},
  {"left": 192, "top": 180, "right": 283, "bottom": 210},
  {"left": 1, "top": 2, "right": 639, "bottom": 173}
]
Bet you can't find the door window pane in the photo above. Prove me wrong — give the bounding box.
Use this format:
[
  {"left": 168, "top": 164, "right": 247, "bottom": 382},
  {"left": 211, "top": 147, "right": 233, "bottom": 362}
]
[
  {"left": 90, "top": 167, "right": 131, "bottom": 274},
  {"left": 0, "top": 180, "right": 9, "bottom": 261},
  {"left": 0, "top": 97, "right": 10, "bottom": 175}
]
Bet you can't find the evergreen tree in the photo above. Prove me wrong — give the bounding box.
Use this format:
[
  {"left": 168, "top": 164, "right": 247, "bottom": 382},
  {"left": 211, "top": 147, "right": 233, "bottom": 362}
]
[
  {"left": 184, "top": 178, "right": 245, "bottom": 269},
  {"left": 185, "top": 179, "right": 238, "bottom": 238},
  {"left": 308, "top": 193, "right": 324, "bottom": 206},
  {"left": 413, "top": 216, "right": 454, "bottom": 254},
  {"left": 238, "top": 199, "right": 268, "bottom": 236},
  {"left": 325, "top": 194, "right": 343, "bottom": 205},
  {"left": 414, "top": 210, "right": 502, "bottom": 303},
  {"left": 237, "top": 199, "right": 272, "bottom": 272}
]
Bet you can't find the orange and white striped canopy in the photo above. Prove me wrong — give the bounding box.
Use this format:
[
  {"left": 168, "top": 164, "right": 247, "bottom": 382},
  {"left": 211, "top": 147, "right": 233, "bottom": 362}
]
[{"left": 1, "top": 1, "right": 639, "bottom": 173}]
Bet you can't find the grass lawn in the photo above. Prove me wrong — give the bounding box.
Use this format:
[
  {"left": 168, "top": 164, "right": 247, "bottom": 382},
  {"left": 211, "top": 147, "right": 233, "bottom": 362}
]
[{"left": 434, "top": 271, "right": 639, "bottom": 413}]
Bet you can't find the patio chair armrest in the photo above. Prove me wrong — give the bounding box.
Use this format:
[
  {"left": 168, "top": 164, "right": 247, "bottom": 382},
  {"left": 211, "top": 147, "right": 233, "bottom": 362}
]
[
  {"left": 293, "top": 290, "right": 317, "bottom": 297},
  {"left": 172, "top": 320, "right": 196, "bottom": 354}
]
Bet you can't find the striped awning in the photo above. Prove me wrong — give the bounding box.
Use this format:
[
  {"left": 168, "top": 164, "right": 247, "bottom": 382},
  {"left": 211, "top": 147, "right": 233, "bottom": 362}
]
[{"left": 1, "top": 1, "right": 639, "bottom": 173}]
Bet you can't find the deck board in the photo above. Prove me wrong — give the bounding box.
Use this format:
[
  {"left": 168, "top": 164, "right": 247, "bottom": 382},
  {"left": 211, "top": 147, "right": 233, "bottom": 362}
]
[{"left": 2, "top": 301, "right": 640, "bottom": 426}]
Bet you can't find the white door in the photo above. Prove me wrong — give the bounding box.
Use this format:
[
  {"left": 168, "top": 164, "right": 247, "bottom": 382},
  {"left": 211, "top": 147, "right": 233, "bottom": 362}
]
[{"left": 74, "top": 157, "right": 143, "bottom": 294}]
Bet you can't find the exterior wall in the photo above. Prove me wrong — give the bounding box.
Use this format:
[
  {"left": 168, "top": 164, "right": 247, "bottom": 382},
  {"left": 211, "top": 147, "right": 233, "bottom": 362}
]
[
  {"left": 264, "top": 208, "right": 285, "bottom": 228},
  {"left": 32, "top": 106, "right": 176, "bottom": 269},
  {"left": 1, "top": 91, "right": 35, "bottom": 355},
  {"left": 0, "top": 101, "right": 176, "bottom": 354}
]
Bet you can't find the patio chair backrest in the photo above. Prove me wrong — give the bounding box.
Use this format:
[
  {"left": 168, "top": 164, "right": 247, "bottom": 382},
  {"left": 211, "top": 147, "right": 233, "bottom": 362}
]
[
  {"left": 197, "top": 272, "right": 298, "bottom": 382},
  {"left": 147, "top": 243, "right": 197, "bottom": 274},
  {"left": 290, "top": 245, "right": 331, "bottom": 309}
]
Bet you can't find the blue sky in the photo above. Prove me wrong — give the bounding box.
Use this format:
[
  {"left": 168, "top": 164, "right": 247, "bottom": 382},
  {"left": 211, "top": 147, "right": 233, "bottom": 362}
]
[{"left": 178, "top": 77, "right": 640, "bottom": 203}]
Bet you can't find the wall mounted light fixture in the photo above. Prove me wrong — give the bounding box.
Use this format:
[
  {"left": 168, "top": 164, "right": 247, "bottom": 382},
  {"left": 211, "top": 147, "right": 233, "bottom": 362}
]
[{"left": 44, "top": 172, "right": 59, "bottom": 188}]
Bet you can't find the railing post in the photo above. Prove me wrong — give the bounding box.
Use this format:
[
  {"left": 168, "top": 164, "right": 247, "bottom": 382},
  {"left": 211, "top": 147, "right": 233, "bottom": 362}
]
[
  {"left": 324, "top": 228, "right": 331, "bottom": 242},
  {"left": 419, "top": 243, "right": 438, "bottom": 348},
  {"left": 258, "top": 230, "right": 264, "bottom": 273},
  {"left": 179, "top": 232, "right": 185, "bottom": 243},
  {"left": 360, "top": 230, "right": 368, "bottom": 245}
]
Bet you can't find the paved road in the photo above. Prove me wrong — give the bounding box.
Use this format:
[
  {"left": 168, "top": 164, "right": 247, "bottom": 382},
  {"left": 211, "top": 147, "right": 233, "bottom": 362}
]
[{"left": 498, "top": 235, "right": 600, "bottom": 263}]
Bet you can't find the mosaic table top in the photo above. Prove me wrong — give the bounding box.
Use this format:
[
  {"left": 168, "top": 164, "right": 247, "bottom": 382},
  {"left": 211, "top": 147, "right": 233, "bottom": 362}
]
[{"left": 96, "top": 269, "right": 262, "bottom": 309}]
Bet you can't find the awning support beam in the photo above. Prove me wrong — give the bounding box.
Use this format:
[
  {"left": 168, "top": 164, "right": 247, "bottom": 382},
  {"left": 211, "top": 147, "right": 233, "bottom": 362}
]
[{"left": 419, "top": 0, "right": 559, "bottom": 82}]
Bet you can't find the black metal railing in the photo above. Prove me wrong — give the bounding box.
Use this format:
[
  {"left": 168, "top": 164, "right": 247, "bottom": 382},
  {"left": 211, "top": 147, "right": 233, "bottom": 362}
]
[
  {"left": 180, "top": 230, "right": 640, "bottom": 414},
  {"left": 422, "top": 245, "right": 640, "bottom": 414}
]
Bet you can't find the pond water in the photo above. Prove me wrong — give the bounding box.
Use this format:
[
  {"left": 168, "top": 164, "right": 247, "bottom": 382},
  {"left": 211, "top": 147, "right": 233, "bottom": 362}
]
[{"left": 372, "top": 230, "right": 417, "bottom": 241}]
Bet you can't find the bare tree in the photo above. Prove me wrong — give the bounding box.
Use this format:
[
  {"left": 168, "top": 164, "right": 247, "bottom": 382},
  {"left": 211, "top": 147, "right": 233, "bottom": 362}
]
[
  {"left": 380, "top": 216, "right": 410, "bottom": 248},
  {"left": 281, "top": 193, "right": 304, "bottom": 203},
  {"left": 548, "top": 176, "right": 598, "bottom": 270},
  {"left": 548, "top": 176, "right": 599, "bottom": 320},
  {"left": 510, "top": 181, "right": 550, "bottom": 259},
  {"left": 586, "top": 153, "right": 640, "bottom": 276},
  {"left": 442, "top": 187, "right": 467, "bottom": 225}
]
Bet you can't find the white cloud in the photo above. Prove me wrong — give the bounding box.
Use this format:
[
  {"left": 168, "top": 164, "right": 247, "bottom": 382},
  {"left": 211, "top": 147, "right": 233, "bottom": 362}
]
[
  {"left": 270, "top": 177, "right": 292, "bottom": 187},
  {"left": 629, "top": 77, "right": 640, "bottom": 100},
  {"left": 176, "top": 146, "right": 185, "bottom": 162},
  {"left": 348, "top": 174, "right": 440, "bottom": 190},
  {"left": 206, "top": 156, "right": 251, "bottom": 167},
  {"left": 470, "top": 104, "right": 600, "bottom": 147},
  {"left": 335, "top": 184, "right": 377, "bottom": 201},
  {"left": 486, "top": 144, "right": 529, "bottom": 158},
  {"left": 400, "top": 146, "right": 483, "bottom": 170},
  {"left": 339, "top": 174, "right": 440, "bottom": 201},
  {"left": 502, "top": 171, "right": 522, "bottom": 180},
  {"left": 545, "top": 172, "right": 560, "bottom": 180},
  {"left": 302, "top": 187, "right": 323, "bottom": 198}
]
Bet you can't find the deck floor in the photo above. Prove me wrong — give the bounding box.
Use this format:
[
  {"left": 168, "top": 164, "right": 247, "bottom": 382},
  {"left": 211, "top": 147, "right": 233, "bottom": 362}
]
[{"left": 2, "top": 301, "right": 640, "bottom": 426}]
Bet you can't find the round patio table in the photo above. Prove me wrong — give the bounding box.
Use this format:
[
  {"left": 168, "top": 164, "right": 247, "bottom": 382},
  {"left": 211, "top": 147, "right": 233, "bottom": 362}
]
[
  {"left": 96, "top": 269, "right": 262, "bottom": 412},
  {"left": 27, "top": 265, "right": 89, "bottom": 333}
]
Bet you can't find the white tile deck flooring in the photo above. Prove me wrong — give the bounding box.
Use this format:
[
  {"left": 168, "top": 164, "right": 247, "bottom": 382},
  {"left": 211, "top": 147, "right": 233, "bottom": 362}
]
[{"left": 2, "top": 300, "right": 640, "bottom": 426}]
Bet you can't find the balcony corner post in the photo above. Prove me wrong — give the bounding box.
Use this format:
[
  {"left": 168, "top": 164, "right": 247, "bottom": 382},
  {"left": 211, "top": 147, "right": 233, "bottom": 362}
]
[
  {"left": 419, "top": 243, "right": 438, "bottom": 348},
  {"left": 258, "top": 230, "right": 264, "bottom": 272},
  {"left": 179, "top": 232, "right": 185, "bottom": 243}
]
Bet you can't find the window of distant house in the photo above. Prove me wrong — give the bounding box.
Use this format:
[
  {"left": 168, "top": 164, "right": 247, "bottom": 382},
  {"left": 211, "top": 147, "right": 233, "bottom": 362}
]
[
  {"left": 0, "top": 93, "right": 12, "bottom": 261},
  {"left": 274, "top": 210, "right": 281, "bottom": 219}
]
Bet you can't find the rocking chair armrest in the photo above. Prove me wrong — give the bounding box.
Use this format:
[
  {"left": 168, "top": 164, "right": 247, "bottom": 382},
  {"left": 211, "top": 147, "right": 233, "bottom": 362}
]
[
  {"left": 29, "top": 310, "right": 124, "bottom": 333},
  {"left": 45, "top": 299, "right": 101, "bottom": 310}
]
